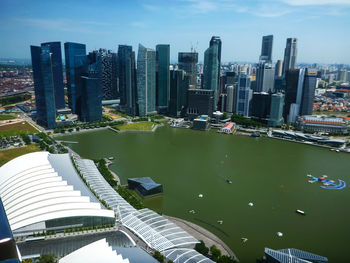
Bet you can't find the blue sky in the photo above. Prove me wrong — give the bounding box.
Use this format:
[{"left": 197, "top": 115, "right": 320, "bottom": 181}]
[{"left": 1, "top": 0, "right": 350, "bottom": 64}]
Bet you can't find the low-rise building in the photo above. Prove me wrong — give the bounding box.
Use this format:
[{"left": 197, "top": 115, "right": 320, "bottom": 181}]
[
  {"left": 297, "top": 115, "right": 348, "bottom": 134},
  {"left": 220, "top": 122, "right": 236, "bottom": 134},
  {"left": 193, "top": 115, "right": 210, "bottom": 130}
]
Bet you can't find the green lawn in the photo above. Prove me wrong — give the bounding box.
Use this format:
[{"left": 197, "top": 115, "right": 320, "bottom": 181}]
[
  {"left": 116, "top": 122, "right": 157, "bottom": 131},
  {"left": 0, "top": 144, "right": 41, "bottom": 167},
  {"left": 0, "top": 121, "right": 37, "bottom": 137},
  {"left": 0, "top": 114, "right": 17, "bottom": 121}
]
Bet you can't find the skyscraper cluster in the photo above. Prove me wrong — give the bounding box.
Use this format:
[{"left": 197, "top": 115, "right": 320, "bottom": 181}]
[{"left": 30, "top": 34, "right": 317, "bottom": 129}]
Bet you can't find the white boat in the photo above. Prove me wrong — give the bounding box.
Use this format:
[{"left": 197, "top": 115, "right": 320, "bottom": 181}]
[{"left": 296, "top": 209, "right": 305, "bottom": 215}]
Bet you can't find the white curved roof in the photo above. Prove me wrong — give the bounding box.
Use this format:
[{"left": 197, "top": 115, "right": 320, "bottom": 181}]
[
  {"left": 0, "top": 152, "right": 115, "bottom": 232},
  {"left": 162, "top": 248, "right": 215, "bottom": 263}
]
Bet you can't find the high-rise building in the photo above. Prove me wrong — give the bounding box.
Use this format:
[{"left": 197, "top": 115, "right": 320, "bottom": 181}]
[
  {"left": 118, "top": 45, "right": 137, "bottom": 115},
  {"left": 95, "top": 49, "right": 118, "bottom": 100},
  {"left": 41, "top": 42, "right": 65, "bottom": 109},
  {"left": 235, "top": 74, "right": 253, "bottom": 117},
  {"left": 275, "top": 60, "right": 283, "bottom": 77},
  {"left": 137, "top": 44, "right": 157, "bottom": 116},
  {"left": 64, "top": 42, "right": 86, "bottom": 114},
  {"left": 209, "top": 36, "right": 222, "bottom": 92},
  {"left": 269, "top": 93, "right": 285, "bottom": 127},
  {"left": 221, "top": 71, "right": 236, "bottom": 94},
  {"left": 178, "top": 52, "right": 198, "bottom": 88},
  {"left": 187, "top": 89, "right": 214, "bottom": 119},
  {"left": 203, "top": 45, "right": 219, "bottom": 110},
  {"left": 156, "top": 44, "right": 170, "bottom": 111},
  {"left": 251, "top": 92, "right": 271, "bottom": 122},
  {"left": 31, "top": 45, "right": 57, "bottom": 129},
  {"left": 284, "top": 68, "right": 317, "bottom": 123},
  {"left": 169, "top": 70, "right": 189, "bottom": 117},
  {"left": 260, "top": 35, "right": 273, "bottom": 63},
  {"left": 74, "top": 52, "right": 103, "bottom": 122},
  {"left": 282, "top": 38, "right": 298, "bottom": 75},
  {"left": 338, "top": 69, "right": 348, "bottom": 83},
  {"left": 255, "top": 63, "right": 275, "bottom": 92},
  {"left": 226, "top": 85, "right": 235, "bottom": 113}
]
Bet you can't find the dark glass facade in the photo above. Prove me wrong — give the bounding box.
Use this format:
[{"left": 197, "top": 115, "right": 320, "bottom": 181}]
[
  {"left": 118, "top": 45, "right": 137, "bottom": 115},
  {"left": 203, "top": 45, "right": 219, "bottom": 110},
  {"left": 156, "top": 44, "right": 170, "bottom": 110},
  {"left": 41, "top": 42, "right": 65, "bottom": 109},
  {"left": 260, "top": 35, "right": 273, "bottom": 63},
  {"left": 187, "top": 89, "right": 214, "bottom": 119},
  {"left": 178, "top": 52, "right": 198, "bottom": 88},
  {"left": 64, "top": 42, "right": 86, "bottom": 114},
  {"left": 300, "top": 68, "right": 317, "bottom": 116},
  {"left": 251, "top": 92, "right": 271, "bottom": 121},
  {"left": 283, "top": 69, "right": 300, "bottom": 121},
  {"left": 169, "top": 70, "right": 189, "bottom": 117},
  {"left": 30, "top": 45, "right": 57, "bottom": 129}
]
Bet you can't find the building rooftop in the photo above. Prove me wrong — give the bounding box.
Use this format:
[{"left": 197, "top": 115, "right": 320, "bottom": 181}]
[
  {"left": 128, "top": 177, "right": 161, "bottom": 191},
  {"left": 265, "top": 248, "right": 328, "bottom": 263}
]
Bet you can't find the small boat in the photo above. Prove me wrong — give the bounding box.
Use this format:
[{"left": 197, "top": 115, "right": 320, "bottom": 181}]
[
  {"left": 217, "top": 220, "right": 223, "bottom": 224},
  {"left": 108, "top": 157, "right": 115, "bottom": 160},
  {"left": 336, "top": 149, "right": 340, "bottom": 153},
  {"left": 248, "top": 202, "right": 254, "bottom": 207},
  {"left": 296, "top": 209, "right": 305, "bottom": 215},
  {"left": 241, "top": 237, "right": 248, "bottom": 243},
  {"left": 250, "top": 132, "right": 261, "bottom": 138},
  {"left": 226, "top": 179, "right": 232, "bottom": 184},
  {"left": 277, "top": 232, "right": 283, "bottom": 237}
]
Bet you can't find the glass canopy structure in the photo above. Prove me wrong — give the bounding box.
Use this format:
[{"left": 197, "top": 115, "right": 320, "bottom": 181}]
[{"left": 74, "top": 158, "right": 211, "bottom": 261}]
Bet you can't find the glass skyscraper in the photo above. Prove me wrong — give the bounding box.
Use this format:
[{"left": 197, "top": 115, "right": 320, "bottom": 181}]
[
  {"left": 260, "top": 35, "right": 273, "bottom": 63},
  {"left": 64, "top": 42, "right": 86, "bottom": 114},
  {"left": 41, "top": 42, "right": 65, "bottom": 109},
  {"left": 203, "top": 44, "right": 219, "bottom": 110},
  {"left": 156, "top": 44, "right": 170, "bottom": 111},
  {"left": 283, "top": 38, "right": 298, "bottom": 76},
  {"left": 169, "top": 70, "right": 189, "bottom": 117},
  {"left": 178, "top": 52, "right": 198, "bottom": 88},
  {"left": 118, "top": 45, "right": 137, "bottom": 115},
  {"left": 30, "top": 45, "right": 57, "bottom": 129},
  {"left": 137, "top": 44, "right": 156, "bottom": 116},
  {"left": 269, "top": 93, "right": 285, "bottom": 127},
  {"left": 209, "top": 36, "right": 222, "bottom": 91},
  {"left": 236, "top": 74, "right": 253, "bottom": 117}
]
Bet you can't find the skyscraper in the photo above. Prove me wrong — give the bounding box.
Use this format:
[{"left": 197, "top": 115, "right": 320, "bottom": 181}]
[
  {"left": 187, "top": 89, "right": 214, "bottom": 119},
  {"left": 137, "top": 44, "right": 156, "bottom": 116},
  {"left": 284, "top": 68, "right": 317, "bottom": 123},
  {"left": 30, "top": 45, "right": 57, "bottom": 129},
  {"left": 118, "top": 45, "right": 137, "bottom": 115},
  {"left": 275, "top": 60, "right": 283, "bottom": 77},
  {"left": 282, "top": 38, "right": 298, "bottom": 75},
  {"left": 226, "top": 85, "right": 235, "bottom": 113},
  {"left": 178, "top": 52, "right": 198, "bottom": 88},
  {"left": 269, "top": 93, "right": 285, "bottom": 127},
  {"left": 236, "top": 74, "right": 253, "bottom": 117},
  {"left": 64, "top": 42, "right": 86, "bottom": 114},
  {"left": 209, "top": 36, "right": 222, "bottom": 92},
  {"left": 95, "top": 49, "right": 118, "bottom": 100},
  {"left": 75, "top": 52, "right": 103, "bottom": 122},
  {"left": 260, "top": 35, "right": 273, "bottom": 63},
  {"left": 156, "top": 44, "right": 170, "bottom": 111},
  {"left": 169, "top": 70, "right": 189, "bottom": 117},
  {"left": 251, "top": 92, "right": 271, "bottom": 122},
  {"left": 41, "top": 42, "right": 65, "bottom": 109},
  {"left": 203, "top": 45, "right": 219, "bottom": 110},
  {"left": 255, "top": 63, "right": 275, "bottom": 92}
]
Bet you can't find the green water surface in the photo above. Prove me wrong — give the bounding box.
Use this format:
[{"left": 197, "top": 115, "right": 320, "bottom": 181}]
[{"left": 57, "top": 127, "right": 350, "bottom": 262}]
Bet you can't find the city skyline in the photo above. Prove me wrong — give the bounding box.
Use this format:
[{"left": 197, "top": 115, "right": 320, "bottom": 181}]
[{"left": 1, "top": 0, "right": 350, "bottom": 64}]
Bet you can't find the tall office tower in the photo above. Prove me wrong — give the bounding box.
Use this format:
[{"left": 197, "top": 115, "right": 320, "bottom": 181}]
[
  {"left": 187, "top": 89, "right": 214, "bottom": 119},
  {"left": 178, "top": 52, "right": 198, "bottom": 88},
  {"left": 338, "top": 69, "right": 348, "bottom": 83},
  {"left": 269, "top": 93, "right": 285, "bottom": 127},
  {"left": 220, "top": 71, "right": 236, "bottom": 94},
  {"left": 251, "top": 92, "right": 271, "bottom": 123},
  {"left": 203, "top": 45, "right": 219, "bottom": 110},
  {"left": 300, "top": 68, "right": 317, "bottom": 116},
  {"left": 30, "top": 45, "right": 57, "bottom": 129},
  {"left": 118, "top": 45, "right": 137, "bottom": 115},
  {"left": 282, "top": 38, "right": 298, "bottom": 75},
  {"left": 95, "top": 49, "right": 118, "bottom": 100},
  {"left": 209, "top": 36, "right": 222, "bottom": 92},
  {"left": 218, "top": 93, "right": 227, "bottom": 112},
  {"left": 226, "top": 85, "right": 235, "bottom": 113},
  {"left": 260, "top": 35, "right": 273, "bottom": 63},
  {"left": 255, "top": 63, "right": 275, "bottom": 92},
  {"left": 284, "top": 68, "right": 317, "bottom": 123},
  {"left": 235, "top": 74, "right": 253, "bottom": 117},
  {"left": 156, "top": 44, "right": 170, "bottom": 111},
  {"left": 169, "top": 70, "right": 190, "bottom": 117},
  {"left": 40, "top": 42, "right": 65, "bottom": 109},
  {"left": 137, "top": 44, "right": 157, "bottom": 116},
  {"left": 275, "top": 60, "right": 283, "bottom": 77},
  {"left": 64, "top": 42, "right": 86, "bottom": 114},
  {"left": 74, "top": 52, "right": 103, "bottom": 122},
  {"left": 112, "top": 52, "right": 119, "bottom": 98}
]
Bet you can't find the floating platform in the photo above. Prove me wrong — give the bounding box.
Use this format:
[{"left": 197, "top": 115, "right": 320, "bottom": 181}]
[{"left": 307, "top": 174, "right": 346, "bottom": 190}]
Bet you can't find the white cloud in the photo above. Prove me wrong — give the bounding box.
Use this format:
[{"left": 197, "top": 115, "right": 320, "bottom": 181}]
[
  {"left": 130, "top": 21, "right": 147, "bottom": 28},
  {"left": 281, "top": 0, "right": 350, "bottom": 6}
]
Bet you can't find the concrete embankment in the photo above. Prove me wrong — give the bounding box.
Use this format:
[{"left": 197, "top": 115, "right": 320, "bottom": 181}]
[{"left": 164, "top": 215, "right": 239, "bottom": 262}]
